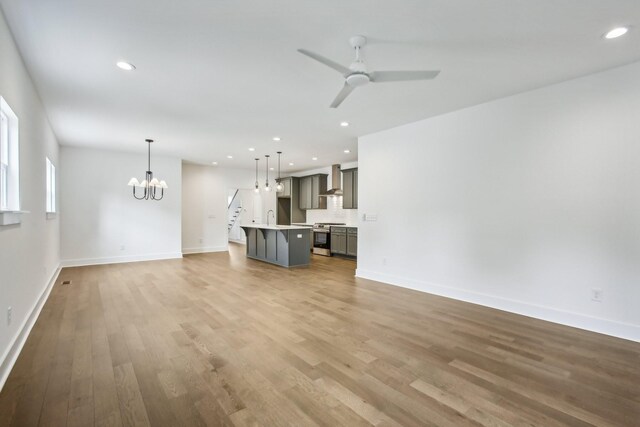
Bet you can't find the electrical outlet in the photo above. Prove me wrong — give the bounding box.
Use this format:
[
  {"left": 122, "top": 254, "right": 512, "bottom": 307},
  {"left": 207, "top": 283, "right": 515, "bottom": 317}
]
[
  {"left": 199, "top": 238, "right": 203, "bottom": 243},
  {"left": 7, "top": 307, "right": 12, "bottom": 326},
  {"left": 120, "top": 245, "right": 125, "bottom": 251},
  {"left": 382, "top": 257, "right": 387, "bottom": 266},
  {"left": 591, "top": 288, "right": 603, "bottom": 302}
]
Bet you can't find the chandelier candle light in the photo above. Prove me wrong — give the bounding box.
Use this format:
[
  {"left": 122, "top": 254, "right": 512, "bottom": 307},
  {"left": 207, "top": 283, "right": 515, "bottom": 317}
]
[
  {"left": 275, "top": 151, "right": 284, "bottom": 192},
  {"left": 264, "top": 155, "right": 271, "bottom": 192},
  {"left": 127, "top": 139, "right": 167, "bottom": 200}
]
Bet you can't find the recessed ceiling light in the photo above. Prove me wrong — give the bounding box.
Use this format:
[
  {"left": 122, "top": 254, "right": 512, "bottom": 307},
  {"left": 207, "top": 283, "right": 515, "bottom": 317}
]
[
  {"left": 270, "top": 167, "right": 274, "bottom": 171},
  {"left": 248, "top": 147, "right": 255, "bottom": 151},
  {"left": 605, "top": 27, "right": 629, "bottom": 39},
  {"left": 212, "top": 161, "right": 218, "bottom": 165},
  {"left": 340, "top": 121, "right": 350, "bottom": 127},
  {"left": 289, "top": 162, "right": 294, "bottom": 166},
  {"left": 273, "top": 137, "right": 281, "bottom": 141},
  {"left": 227, "top": 155, "right": 233, "bottom": 159},
  {"left": 116, "top": 61, "right": 136, "bottom": 71},
  {"left": 312, "top": 157, "right": 318, "bottom": 161},
  {"left": 344, "top": 149, "right": 351, "bottom": 153}
]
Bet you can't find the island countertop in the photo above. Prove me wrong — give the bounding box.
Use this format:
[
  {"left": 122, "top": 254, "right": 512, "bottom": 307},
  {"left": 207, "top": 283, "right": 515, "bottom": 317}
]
[{"left": 241, "top": 224, "right": 312, "bottom": 231}]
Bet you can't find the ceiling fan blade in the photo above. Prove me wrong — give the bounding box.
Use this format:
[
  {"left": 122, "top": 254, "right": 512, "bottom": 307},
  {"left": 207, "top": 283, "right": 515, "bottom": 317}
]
[
  {"left": 330, "top": 83, "right": 355, "bottom": 108},
  {"left": 370, "top": 70, "right": 440, "bottom": 82},
  {"left": 298, "top": 49, "right": 350, "bottom": 75}
]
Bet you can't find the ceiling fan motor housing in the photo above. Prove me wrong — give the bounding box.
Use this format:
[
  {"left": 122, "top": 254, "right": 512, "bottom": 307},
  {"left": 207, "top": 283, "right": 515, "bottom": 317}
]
[{"left": 346, "top": 73, "right": 370, "bottom": 87}]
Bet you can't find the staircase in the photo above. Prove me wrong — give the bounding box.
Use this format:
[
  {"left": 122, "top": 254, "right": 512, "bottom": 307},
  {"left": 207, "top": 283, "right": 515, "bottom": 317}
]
[{"left": 228, "top": 190, "right": 242, "bottom": 232}]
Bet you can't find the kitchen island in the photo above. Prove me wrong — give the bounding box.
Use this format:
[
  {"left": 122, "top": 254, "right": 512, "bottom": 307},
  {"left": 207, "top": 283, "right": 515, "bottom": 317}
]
[{"left": 240, "top": 224, "right": 311, "bottom": 267}]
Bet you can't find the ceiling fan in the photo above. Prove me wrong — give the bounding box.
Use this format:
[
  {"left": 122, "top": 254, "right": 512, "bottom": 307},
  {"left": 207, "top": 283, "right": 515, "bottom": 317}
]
[{"left": 298, "top": 35, "right": 440, "bottom": 108}]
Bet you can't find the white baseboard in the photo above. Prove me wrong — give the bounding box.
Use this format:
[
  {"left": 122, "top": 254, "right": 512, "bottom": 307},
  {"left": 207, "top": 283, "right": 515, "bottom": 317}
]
[
  {"left": 0, "top": 265, "right": 61, "bottom": 391},
  {"left": 355, "top": 268, "right": 640, "bottom": 343},
  {"left": 60, "top": 252, "right": 183, "bottom": 267},
  {"left": 182, "top": 246, "right": 228, "bottom": 255}
]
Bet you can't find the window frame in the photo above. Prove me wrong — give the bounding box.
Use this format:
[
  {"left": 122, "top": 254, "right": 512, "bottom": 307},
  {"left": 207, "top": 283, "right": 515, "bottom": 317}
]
[
  {"left": 46, "top": 157, "right": 56, "bottom": 214},
  {"left": 0, "top": 96, "right": 19, "bottom": 213},
  {"left": 0, "top": 109, "right": 9, "bottom": 211}
]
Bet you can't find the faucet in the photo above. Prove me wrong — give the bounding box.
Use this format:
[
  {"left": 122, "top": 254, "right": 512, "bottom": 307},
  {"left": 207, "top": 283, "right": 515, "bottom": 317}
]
[{"left": 267, "top": 210, "right": 275, "bottom": 226}]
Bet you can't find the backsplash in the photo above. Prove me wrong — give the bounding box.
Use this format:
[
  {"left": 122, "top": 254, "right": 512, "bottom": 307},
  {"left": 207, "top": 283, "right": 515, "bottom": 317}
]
[{"left": 306, "top": 196, "right": 359, "bottom": 225}]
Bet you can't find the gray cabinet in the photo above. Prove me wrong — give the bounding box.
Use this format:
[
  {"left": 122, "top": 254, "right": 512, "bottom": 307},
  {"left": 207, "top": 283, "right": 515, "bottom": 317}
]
[
  {"left": 298, "top": 174, "right": 327, "bottom": 210},
  {"left": 241, "top": 227, "right": 311, "bottom": 267},
  {"left": 330, "top": 227, "right": 347, "bottom": 255},
  {"left": 299, "top": 176, "right": 312, "bottom": 209},
  {"left": 277, "top": 177, "right": 306, "bottom": 225},
  {"left": 277, "top": 177, "right": 291, "bottom": 198},
  {"left": 332, "top": 226, "right": 357, "bottom": 257},
  {"left": 342, "top": 168, "right": 358, "bottom": 209},
  {"left": 354, "top": 170, "right": 358, "bottom": 208},
  {"left": 347, "top": 228, "right": 358, "bottom": 256}
]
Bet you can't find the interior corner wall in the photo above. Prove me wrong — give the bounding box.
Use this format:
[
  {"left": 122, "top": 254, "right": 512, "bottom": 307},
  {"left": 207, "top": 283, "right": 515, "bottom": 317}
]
[
  {"left": 182, "top": 163, "right": 230, "bottom": 254},
  {"left": 181, "top": 163, "right": 277, "bottom": 254},
  {"left": 60, "top": 147, "right": 182, "bottom": 265},
  {"left": 357, "top": 60, "right": 640, "bottom": 342},
  {"left": 0, "top": 8, "right": 60, "bottom": 387}
]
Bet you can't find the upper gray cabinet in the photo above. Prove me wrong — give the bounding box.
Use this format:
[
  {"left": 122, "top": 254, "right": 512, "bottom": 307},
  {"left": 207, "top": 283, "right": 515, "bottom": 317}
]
[
  {"left": 298, "top": 174, "right": 327, "bottom": 210},
  {"left": 341, "top": 168, "right": 358, "bottom": 209},
  {"left": 299, "top": 176, "right": 311, "bottom": 209},
  {"left": 276, "top": 177, "right": 292, "bottom": 198}
]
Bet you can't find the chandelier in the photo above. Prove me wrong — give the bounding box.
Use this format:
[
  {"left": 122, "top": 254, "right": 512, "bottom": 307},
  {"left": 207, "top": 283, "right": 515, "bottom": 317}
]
[{"left": 127, "top": 139, "right": 167, "bottom": 200}]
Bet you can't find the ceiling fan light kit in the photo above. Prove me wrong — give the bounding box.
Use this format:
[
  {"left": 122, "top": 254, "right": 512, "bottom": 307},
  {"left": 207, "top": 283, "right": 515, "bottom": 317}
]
[{"left": 298, "top": 35, "right": 441, "bottom": 108}]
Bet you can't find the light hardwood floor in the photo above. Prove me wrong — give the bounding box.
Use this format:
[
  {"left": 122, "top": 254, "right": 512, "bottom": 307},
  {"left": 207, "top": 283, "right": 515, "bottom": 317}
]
[{"left": 1, "top": 243, "right": 639, "bottom": 426}]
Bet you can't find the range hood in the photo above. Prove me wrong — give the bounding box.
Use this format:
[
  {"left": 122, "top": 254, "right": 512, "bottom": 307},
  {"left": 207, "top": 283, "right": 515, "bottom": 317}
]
[{"left": 319, "top": 164, "right": 343, "bottom": 196}]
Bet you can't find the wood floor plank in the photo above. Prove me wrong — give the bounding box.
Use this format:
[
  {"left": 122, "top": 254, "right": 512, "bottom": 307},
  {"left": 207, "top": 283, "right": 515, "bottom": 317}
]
[
  {"left": 1, "top": 243, "right": 639, "bottom": 426},
  {"left": 113, "top": 362, "right": 151, "bottom": 427}
]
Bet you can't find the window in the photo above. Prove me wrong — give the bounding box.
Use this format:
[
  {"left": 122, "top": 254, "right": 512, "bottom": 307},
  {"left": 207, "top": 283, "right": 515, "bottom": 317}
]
[
  {"left": 0, "top": 97, "right": 19, "bottom": 212},
  {"left": 0, "top": 110, "right": 8, "bottom": 210},
  {"left": 46, "top": 157, "right": 56, "bottom": 214}
]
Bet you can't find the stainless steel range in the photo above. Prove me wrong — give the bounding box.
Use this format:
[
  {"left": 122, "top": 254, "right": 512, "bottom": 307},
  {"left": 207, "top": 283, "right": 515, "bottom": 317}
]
[{"left": 312, "top": 222, "right": 346, "bottom": 256}]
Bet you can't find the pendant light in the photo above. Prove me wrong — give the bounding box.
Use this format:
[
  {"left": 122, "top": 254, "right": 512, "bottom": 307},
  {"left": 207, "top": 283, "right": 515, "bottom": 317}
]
[
  {"left": 254, "top": 158, "right": 260, "bottom": 193},
  {"left": 127, "top": 139, "right": 167, "bottom": 200},
  {"left": 264, "top": 155, "right": 271, "bottom": 191},
  {"left": 275, "top": 151, "right": 284, "bottom": 192}
]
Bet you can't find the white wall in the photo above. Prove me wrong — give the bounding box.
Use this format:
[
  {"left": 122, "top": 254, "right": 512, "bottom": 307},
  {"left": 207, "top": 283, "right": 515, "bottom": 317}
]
[
  {"left": 0, "top": 8, "right": 60, "bottom": 387},
  {"left": 60, "top": 147, "right": 182, "bottom": 265},
  {"left": 181, "top": 163, "right": 276, "bottom": 253},
  {"left": 294, "top": 162, "right": 359, "bottom": 225},
  {"left": 358, "top": 61, "right": 640, "bottom": 342}
]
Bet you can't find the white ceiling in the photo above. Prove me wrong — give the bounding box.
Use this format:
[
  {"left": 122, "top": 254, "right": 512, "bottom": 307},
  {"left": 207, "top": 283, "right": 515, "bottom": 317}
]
[{"left": 2, "top": 0, "right": 640, "bottom": 172}]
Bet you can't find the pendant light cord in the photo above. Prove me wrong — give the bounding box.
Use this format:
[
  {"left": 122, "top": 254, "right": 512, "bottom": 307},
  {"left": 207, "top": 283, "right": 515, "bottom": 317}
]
[
  {"left": 277, "top": 151, "right": 281, "bottom": 181},
  {"left": 255, "top": 158, "right": 259, "bottom": 186},
  {"left": 265, "top": 155, "right": 270, "bottom": 186},
  {"left": 146, "top": 139, "right": 153, "bottom": 171}
]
